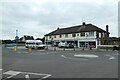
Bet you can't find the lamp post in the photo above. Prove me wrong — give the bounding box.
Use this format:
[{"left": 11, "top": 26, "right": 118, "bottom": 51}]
[
  {"left": 46, "top": 37, "right": 48, "bottom": 50},
  {"left": 73, "top": 34, "right": 76, "bottom": 51},
  {"left": 14, "top": 29, "right": 19, "bottom": 52},
  {"left": 54, "top": 40, "right": 56, "bottom": 51}
]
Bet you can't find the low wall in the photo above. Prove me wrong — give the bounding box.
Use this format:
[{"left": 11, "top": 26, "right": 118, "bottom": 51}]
[{"left": 98, "top": 45, "right": 119, "bottom": 50}]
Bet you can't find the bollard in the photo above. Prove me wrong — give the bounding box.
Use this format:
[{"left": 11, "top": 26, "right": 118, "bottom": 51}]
[
  {"left": 13, "top": 46, "right": 17, "bottom": 52},
  {"left": 106, "top": 47, "right": 108, "bottom": 51},
  {"left": 28, "top": 48, "right": 32, "bottom": 53},
  {"left": 63, "top": 47, "right": 65, "bottom": 51},
  {"left": 45, "top": 47, "right": 48, "bottom": 50},
  {"left": 73, "top": 46, "right": 75, "bottom": 51},
  {"left": 25, "top": 74, "right": 30, "bottom": 80},
  {"left": 97, "top": 47, "right": 99, "bottom": 51},
  {"left": 54, "top": 47, "right": 56, "bottom": 51},
  {"left": 82, "top": 47, "right": 84, "bottom": 51}
]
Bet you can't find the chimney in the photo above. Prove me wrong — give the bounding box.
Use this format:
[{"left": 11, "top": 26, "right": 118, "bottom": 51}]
[
  {"left": 106, "top": 25, "right": 109, "bottom": 37},
  {"left": 106, "top": 25, "right": 109, "bottom": 32},
  {"left": 82, "top": 22, "right": 86, "bottom": 26},
  {"left": 57, "top": 27, "right": 60, "bottom": 30}
]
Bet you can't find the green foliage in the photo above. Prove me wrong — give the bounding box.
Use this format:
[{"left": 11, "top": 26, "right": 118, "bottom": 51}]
[{"left": 2, "top": 40, "right": 15, "bottom": 44}]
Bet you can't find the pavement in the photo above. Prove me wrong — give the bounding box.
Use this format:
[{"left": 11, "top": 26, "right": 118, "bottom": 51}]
[{"left": 1, "top": 45, "right": 119, "bottom": 79}]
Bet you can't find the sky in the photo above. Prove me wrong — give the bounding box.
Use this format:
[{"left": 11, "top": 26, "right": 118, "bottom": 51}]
[{"left": 0, "top": 0, "right": 119, "bottom": 40}]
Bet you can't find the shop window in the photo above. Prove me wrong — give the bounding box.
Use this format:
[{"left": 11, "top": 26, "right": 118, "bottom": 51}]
[{"left": 79, "top": 42, "right": 85, "bottom": 47}]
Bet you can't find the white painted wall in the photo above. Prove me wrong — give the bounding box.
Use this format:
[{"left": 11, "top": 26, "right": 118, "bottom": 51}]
[{"left": 45, "top": 31, "right": 97, "bottom": 41}]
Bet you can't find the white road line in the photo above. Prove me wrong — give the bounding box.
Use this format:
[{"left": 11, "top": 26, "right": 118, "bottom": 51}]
[
  {"left": 23, "top": 72, "right": 51, "bottom": 76},
  {"left": 41, "top": 74, "right": 52, "bottom": 79},
  {"left": 109, "top": 57, "right": 115, "bottom": 60},
  {"left": 3, "top": 71, "right": 21, "bottom": 79},
  {"left": 105, "top": 54, "right": 116, "bottom": 60},
  {"left": 3, "top": 70, "right": 52, "bottom": 79},
  {"left": 74, "top": 54, "right": 98, "bottom": 58},
  {"left": 61, "top": 55, "right": 67, "bottom": 58},
  {"left": 0, "top": 69, "right": 2, "bottom": 71},
  {"left": 3, "top": 71, "right": 21, "bottom": 75},
  {"left": 61, "top": 55, "right": 88, "bottom": 60},
  {"left": 25, "top": 74, "right": 30, "bottom": 80}
]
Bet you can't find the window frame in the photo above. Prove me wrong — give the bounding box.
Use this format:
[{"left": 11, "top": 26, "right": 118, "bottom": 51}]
[
  {"left": 72, "top": 33, "right": 76, "bottom": 37},
  {"left": 65, "top": 34, "right": 68, "bottom": 38},
  {"left": 59, "top": 34, "right": 62, "bottom": 38},
  {"left": 81, "top": 32, "right": 85, "bottom": 37},
  {"left": 89, "top": 31, "right": 94, "bottom": 37}
]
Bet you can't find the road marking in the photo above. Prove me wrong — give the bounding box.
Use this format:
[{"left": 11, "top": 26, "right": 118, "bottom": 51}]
[
  {"left": 3, "top": 70, "right": 52, "bottom": 80},
  {"left": 61, "top": 55, "right": 67, "bottom": 58},
  {"left": 74, "top": 54, "right": 98, "bottom": 58},
  {"left": 61, "top": 55, "right": 88, "bottom": 60},
  {"left": 3, "top": 71, "right": 21, "bottom": 75},
  {"left": 25, "top": 74, "right": 30, "bottom": 80},
  {"left": 3, "top": 71, "right": 21, "bottom": 79},
  {"left": 105, "top": 54, "right": 116, "bottom": 60},
  {"left": 0, "top": 69, "right": 2, "bottom": 71},
  {"left": 41, "top": 74, "right": 52, "bottom": 79},
  {"left": 109, "top": 57, "right": 115, "bottom": 60}
]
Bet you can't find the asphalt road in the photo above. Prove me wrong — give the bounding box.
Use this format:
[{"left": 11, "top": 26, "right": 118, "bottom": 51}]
[{"left": 1, "top": 46, "right": 119, "bottom": 79}]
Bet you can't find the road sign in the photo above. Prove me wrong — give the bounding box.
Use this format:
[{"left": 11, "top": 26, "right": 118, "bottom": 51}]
[{"left": 15, "top": 36, "right": 19, "bottom": 40}]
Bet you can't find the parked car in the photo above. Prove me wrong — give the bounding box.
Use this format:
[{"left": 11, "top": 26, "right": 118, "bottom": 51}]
[
  {"left": 113, "top": 46, "right": 120, "bottom": 50},
  {"left": 58, "top": 42, "right": 74, "bottom": 48},
  {"left": 58, "top": 42, "right": 67, "bottom": 48},
  {"left": 67, "top": 43, "right": 74, "bottom": 48}
]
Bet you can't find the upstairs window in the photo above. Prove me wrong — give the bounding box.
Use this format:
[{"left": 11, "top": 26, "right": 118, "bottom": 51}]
[
  {"left": 65, "top": 34, "right": 68, "bottom": 38},
  {"left": 59, "top": 35, "right": 62, "bottom": 38},
  {"left": 54, "top": 35, "right": 56, "bottom": 38},
  {"left": 89, "top": 32, "right": 94, "bottom": 37},
  {"left": 72, "top": 33, "right": 76, "bottom": 37},
  {"left": 49, "top": 36, "right": 51, "bottom": 39},
  {"left": 81, "top": 32, "right": 85, "bottom": 37}
]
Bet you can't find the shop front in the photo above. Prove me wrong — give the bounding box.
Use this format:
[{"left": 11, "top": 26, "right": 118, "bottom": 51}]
[{"left": 78, "top": 39, "right": 97, "bottom": 48}]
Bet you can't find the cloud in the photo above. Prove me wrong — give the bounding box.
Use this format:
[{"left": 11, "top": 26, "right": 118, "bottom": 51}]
[{"left": 1, "top": 0, "right": 119, "bottom": 40}]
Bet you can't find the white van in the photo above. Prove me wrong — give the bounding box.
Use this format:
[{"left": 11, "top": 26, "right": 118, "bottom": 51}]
[{"left": 25, "top": 40, "right": 46, "bottom": 49}]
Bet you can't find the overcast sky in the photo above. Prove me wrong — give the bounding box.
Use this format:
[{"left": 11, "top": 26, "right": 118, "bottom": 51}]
[{"left": 0, "top": 0, "right": 119, "bottom": 40}]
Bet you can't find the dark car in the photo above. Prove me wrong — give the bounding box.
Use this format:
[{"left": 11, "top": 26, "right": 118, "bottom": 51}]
[
  {"left": 66, "top": 43, "right": 74, "bottom": 48},
  {"left": 113, "top": 46, "right": 120, "bottom": 50}
]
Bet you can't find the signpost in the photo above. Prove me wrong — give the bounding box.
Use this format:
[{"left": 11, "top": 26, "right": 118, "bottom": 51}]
[
  {"left": 15, "top": 36, "right": 19, "bottom": 41},
  {"left": 14, "top": 30, "right": 19, "bottom": 52}
]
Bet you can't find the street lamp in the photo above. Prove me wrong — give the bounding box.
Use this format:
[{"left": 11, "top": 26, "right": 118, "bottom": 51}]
[
  {"left": 46, "top": 37, "right": 48, "bottom": 50},
  {"left": 15, "top": 29, "right": 19, "bottom": 43},
  {"left": 14, "top": 29, "right": 19, "bottom": 51},
  {"left": 74, "top": 36, "right": 75, "bottom": 51}
]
